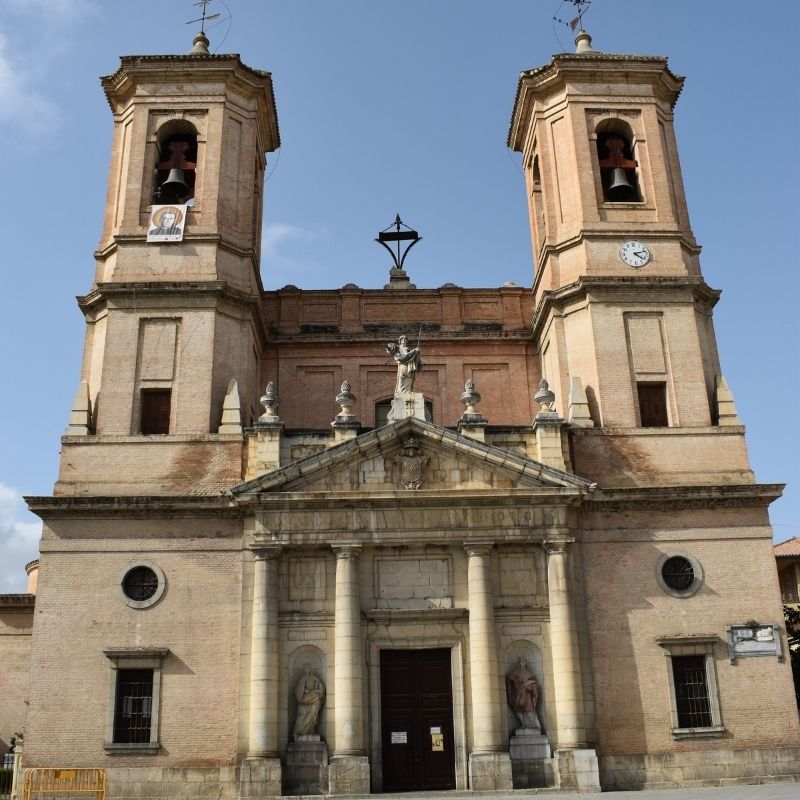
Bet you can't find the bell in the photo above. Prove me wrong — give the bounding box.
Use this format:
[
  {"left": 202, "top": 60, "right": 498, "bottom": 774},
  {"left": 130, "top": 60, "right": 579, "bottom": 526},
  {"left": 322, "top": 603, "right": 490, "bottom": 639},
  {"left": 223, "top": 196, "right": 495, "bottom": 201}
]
[
  {"left": 607, "top": 167, "right": 634, "bottom": 200},
  {"left": 159, "top": 168, "right": 190, "bottom": 200}
]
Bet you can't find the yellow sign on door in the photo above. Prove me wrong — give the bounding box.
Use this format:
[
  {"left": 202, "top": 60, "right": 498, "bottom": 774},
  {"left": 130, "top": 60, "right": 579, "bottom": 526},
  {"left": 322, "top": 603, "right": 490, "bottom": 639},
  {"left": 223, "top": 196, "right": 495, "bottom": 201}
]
[{"left": 431, "top": 733, "right": 444, "bottom": 751}]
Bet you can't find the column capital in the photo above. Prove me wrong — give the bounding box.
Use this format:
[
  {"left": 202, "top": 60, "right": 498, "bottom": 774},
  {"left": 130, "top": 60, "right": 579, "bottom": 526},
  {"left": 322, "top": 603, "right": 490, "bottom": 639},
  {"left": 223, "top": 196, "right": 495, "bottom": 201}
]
[
  {"left": 463, "top": 539, "right": 495, "bottom": 557},
  {"left": 248, "top": 535, "right": 282, "bottom": 559},
  {"left": 332, "top": 543, "right": 362, "bottom": 560},
  {"left": 543, "top": 538, "right": 574, "bottom": 556}
]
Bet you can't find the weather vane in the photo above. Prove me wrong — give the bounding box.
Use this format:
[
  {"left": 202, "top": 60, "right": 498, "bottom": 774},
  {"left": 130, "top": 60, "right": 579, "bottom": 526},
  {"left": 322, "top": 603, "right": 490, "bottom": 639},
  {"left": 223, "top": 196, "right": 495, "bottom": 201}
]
[
  {"left": 553, "top": 0, "right": 592, "bottom": 31},
  {"left": 186, "top": 0, "right": 220, "bottom": 33}
]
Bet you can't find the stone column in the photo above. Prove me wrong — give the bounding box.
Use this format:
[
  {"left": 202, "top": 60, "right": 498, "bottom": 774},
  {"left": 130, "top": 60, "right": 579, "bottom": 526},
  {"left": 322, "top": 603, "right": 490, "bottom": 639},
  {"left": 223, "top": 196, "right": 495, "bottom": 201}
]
[
  {"left": 544, "top": 540, "right": 599, "bottom": 791},
  {"left": 241, "top": 540, "right": 282, "bottom": 797},
  {"left": 464, "top": 542, "right": 513, "bottom": 790},
  {"left": 329, "top": 544, "right": 370, "bottom": 794}
]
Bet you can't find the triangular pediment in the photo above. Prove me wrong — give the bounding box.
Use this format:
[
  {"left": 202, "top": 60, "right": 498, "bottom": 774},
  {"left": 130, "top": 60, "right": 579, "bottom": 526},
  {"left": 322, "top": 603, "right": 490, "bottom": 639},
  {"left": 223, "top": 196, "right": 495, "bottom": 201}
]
[{"left": 231, "top": 418, "right": 594, "bottom": 497}]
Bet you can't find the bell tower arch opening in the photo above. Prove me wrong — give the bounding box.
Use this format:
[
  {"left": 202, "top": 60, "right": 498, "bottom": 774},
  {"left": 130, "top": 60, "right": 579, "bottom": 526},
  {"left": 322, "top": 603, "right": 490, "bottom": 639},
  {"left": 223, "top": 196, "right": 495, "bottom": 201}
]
[{"left": 595, "top": 119, "right": 642, "bottom": 203}]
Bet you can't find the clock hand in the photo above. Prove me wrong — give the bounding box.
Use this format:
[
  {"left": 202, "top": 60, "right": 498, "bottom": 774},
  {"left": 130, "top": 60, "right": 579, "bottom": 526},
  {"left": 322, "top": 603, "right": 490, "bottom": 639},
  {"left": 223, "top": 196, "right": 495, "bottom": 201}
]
[{"left": 634, "top": 250, "right": 647, "bottom": 259}]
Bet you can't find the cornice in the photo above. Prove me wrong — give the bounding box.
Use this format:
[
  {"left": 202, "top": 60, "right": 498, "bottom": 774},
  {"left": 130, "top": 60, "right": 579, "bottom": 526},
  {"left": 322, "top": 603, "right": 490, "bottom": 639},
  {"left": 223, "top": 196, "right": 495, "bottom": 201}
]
[
  {"left": 508, "top": 52, "right": 684, "bottom": 151},
  {"left": 25, "top": 494, "right": 236, "bottom": 520},
  {"left": 583, "top": 484, "right": 784, "bottom": 513},
  {"left": 101, "top": 55, "right": 280, "bottom": 151},
  {"left": 0, "top": 594, "right": 35, "bottom": 608},
  {"left": 78, "top": 280, "right": 263, "bottom": 320},
  {"left": 531, "top": 276, "right": 720, "bottom": 340}
]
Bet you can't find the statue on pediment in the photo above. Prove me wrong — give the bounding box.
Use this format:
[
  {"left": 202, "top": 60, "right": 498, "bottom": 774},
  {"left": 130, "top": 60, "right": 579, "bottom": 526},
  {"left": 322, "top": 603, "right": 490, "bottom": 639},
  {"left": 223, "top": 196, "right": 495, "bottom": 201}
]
[{"left": 387, "top": 334, "right": 423, "bottom": 393}]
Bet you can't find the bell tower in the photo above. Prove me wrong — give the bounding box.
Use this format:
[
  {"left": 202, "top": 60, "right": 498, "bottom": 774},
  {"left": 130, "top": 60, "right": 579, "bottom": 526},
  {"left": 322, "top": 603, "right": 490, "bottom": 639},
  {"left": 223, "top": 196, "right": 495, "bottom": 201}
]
[
  {"left": 508, "top": 30, "right": 751, "bottom": 483},
  {"left": 59, "top": 32, "right": 279, "bottom": 494}
]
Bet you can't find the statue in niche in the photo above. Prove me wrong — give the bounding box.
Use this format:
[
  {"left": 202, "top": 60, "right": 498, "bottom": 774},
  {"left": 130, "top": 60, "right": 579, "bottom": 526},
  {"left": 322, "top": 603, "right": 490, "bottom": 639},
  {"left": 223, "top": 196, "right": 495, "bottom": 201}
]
[
  {"left": 293, "top": 663, "right": 326, "bottom": 737},
  {"left": 386, "top": 334, "right": 423, "bottom": 393},
  {"left": 506, "top": 656, "right": 541, "bottom": 732}
]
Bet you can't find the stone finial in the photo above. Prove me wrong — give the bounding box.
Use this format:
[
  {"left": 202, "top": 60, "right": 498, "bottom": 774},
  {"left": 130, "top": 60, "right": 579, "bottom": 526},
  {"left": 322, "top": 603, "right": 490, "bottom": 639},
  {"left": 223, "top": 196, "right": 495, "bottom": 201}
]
[
  {"left": 332, "top": 381, "right": 359, "bottom": 438},
  {"left": 189, "top": 31, "right": 210, "bottom": 55},
  {"left": 259, "top": 381, "right": 280, "bottom": 423},
  {"left": 458, "top": 379, "right": 488, "bottom": 440},
  {"left": 714, "top": 374, "right": 743, "bottom": 426},
  {"left": 218, "top": 379, "right": 243, "bottom": 434},
  {"left": 568, "top": 376, "right": 594, "bottom": 428},
  {"left": 336, "top": 381, "right": 356, "bottom": 417},
  {"left": 534, "top": 378, "right": 556, "bottom": 414},
  {"left": 460, "top": 379, "right": 481, "bottom": 415},
  {"left": 575, "top": 29, "right": 596, "bottom": 54},
  {"left": 64, "top": 380, "right": 92, "bottom": 436}
]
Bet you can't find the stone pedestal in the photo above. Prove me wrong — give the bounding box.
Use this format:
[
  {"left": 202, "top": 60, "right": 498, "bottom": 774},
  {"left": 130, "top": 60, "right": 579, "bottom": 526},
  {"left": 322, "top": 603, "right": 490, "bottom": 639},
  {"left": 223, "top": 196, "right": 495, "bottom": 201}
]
[
  {"left": 284, "top": 737, "right": 328, "bottom": 796},
  {"left": 553, "top": 747, "right": 600, "bottom": 792},
  {"left": 388, "top": 392, "right": 427, "bottom": 422},
  {"left": 468, "top": 751, "right": 514, "bottom": 791},
  {"left": 239, "top": 756, "right": 282, "bottom": 798},
  {"left": 328, "top": 755, "right": 370, "bottom": 795},
  {"left": 509, "top": 731, "right": 551, "bottom": 788}
]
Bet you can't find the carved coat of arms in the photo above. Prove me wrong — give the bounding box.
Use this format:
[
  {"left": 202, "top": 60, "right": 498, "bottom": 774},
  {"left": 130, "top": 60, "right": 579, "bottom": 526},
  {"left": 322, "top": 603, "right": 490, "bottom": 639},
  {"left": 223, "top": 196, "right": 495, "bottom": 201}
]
[{"left": 394, "top": 436, "right": 429, "bottom": 490}]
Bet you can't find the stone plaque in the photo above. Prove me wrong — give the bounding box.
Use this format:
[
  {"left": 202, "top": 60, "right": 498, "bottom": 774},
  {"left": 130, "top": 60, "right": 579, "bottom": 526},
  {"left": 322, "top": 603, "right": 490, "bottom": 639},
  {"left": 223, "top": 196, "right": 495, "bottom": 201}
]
[
  {"left": 289, "top": 558, "right": 327, "bottom": 601},
  {"left": 376, "top": 556, "right": 453, "bottom": 609},
  {"left": 727, "top": 624, "right": 782, "bottom": 663}
]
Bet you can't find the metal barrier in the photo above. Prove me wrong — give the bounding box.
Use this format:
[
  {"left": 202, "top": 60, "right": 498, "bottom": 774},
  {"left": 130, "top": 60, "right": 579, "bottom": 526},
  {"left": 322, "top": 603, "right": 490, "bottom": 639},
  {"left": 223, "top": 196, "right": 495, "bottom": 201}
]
[
  {"left": 1, "top": 749, "right": 21, "bottom": 800},
  {"left": 21, "top": 769, "right": 106, "bottom": 800}
]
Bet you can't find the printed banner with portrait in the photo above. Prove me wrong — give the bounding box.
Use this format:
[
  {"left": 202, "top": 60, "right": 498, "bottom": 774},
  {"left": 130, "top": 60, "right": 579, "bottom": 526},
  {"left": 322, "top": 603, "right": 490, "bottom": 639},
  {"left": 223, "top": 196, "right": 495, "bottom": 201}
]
[{"left": 147, "top": 204, "right": 187, "bottom": 243}]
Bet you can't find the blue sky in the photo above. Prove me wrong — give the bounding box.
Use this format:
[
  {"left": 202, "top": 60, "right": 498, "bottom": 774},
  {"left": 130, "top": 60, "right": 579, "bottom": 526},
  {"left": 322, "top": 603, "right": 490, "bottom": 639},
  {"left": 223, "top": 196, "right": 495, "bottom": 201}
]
[{"left": 0, "top": 1, "right": 798, "bottom": 591}]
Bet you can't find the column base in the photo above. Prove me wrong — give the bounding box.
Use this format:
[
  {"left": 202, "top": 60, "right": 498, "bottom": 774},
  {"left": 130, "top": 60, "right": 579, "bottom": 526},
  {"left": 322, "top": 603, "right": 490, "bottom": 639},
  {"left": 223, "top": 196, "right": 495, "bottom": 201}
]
[
  {"left": 553, "top": 747, "right": 600, "bottom": 792},
  {"left": 328, "top": 755, "right": 370, "bottom": 795},
  {"left": 468, "top": 751, "right": 513, "bottom": 791},
  {"left": 239, "top": 756, "right": 282, "bottom": 798}
]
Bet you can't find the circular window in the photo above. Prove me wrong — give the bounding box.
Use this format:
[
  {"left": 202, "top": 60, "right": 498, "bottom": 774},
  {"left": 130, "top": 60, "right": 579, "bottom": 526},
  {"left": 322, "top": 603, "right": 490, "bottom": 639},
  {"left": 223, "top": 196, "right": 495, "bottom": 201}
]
[
  {"left": 119, "top": 561, "right": 166, "bottom": 609},
  {"left": 656, "top": 552, "right": 703, "bottom": 598}
]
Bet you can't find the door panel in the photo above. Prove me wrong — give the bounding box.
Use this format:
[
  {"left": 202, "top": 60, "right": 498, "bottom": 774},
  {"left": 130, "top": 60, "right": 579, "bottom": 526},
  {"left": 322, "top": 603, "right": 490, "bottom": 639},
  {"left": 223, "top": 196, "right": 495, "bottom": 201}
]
[{"left": 380, "top": 649, "right": 455, "bottom": 792}]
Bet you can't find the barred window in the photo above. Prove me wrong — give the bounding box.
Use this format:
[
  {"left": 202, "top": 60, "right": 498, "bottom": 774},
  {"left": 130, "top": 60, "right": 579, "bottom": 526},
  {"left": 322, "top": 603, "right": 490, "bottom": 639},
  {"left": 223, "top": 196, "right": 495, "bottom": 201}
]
[
  {"left": 672, "top": 655, "right": 712, "bottom": 728},
  {"left": 122, "top": 566, "right": 159, "bottom": 602},
  {"left": 658, "top": 637, "right": 724, "bottom": 739},
  {"left": 661, "top": 556, "right": 694, "bottom": 592},
  {"left": 114, "top": 669, "right": 154, "bottom": 744}
]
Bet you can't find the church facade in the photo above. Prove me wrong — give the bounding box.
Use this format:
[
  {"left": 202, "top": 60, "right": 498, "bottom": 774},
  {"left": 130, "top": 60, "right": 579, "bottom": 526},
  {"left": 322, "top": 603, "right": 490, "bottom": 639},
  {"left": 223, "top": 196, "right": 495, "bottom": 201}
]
[{"left": 14, "top": 26, "right": 800, "bottom": 798}]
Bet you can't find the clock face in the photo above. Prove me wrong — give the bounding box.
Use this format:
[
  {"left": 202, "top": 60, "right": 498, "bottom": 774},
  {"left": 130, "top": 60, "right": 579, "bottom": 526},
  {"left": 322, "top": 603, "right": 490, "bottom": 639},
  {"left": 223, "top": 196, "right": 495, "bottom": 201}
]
[{"left": 619, "top": 240, "right": 651, "bottom": 268}]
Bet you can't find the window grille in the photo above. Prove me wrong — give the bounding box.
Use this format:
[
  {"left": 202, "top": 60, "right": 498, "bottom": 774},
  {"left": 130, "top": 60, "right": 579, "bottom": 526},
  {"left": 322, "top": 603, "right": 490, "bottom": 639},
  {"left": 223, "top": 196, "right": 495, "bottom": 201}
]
[
  {"left": 114, "top": 669, "right": 154, "bottom": 744},
  {"left": 672, "top": 655, "right": 712, "bottom": 728},
  {"left": 122, "top": 566, "right": 159, "bottom": 602},
  {"left": 661, "top": 556, "right": 694, "bottom": 592}
]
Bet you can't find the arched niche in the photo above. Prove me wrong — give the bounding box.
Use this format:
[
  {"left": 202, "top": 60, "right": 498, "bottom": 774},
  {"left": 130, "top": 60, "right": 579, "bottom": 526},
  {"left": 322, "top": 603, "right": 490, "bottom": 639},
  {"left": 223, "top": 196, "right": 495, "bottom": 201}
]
[
  {"left": 287, "top": 645, "right": 328, "bottom": 745},
  {"left": 595, "top": 117, "right": 642, "bottom": 202},
  {"left": 153, "top": 119, "right": 199, "bottom": 205},
  {"left": 504, "top": 640, "right": 547, "bottom": 738}
]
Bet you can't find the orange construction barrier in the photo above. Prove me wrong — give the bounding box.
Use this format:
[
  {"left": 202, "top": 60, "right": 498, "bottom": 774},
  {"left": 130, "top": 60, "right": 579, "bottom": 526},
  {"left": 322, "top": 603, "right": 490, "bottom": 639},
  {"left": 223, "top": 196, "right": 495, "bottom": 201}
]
[{"left": 21, "top": 769, "right": 106, "bottom": 800}]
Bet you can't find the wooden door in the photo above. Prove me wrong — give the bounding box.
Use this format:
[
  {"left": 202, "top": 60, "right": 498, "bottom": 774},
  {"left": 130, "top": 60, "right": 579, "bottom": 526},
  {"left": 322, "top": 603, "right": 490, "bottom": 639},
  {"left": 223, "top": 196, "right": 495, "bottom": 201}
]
[{"left": 380, "top": 649, "right": 455, "bottom": 792}]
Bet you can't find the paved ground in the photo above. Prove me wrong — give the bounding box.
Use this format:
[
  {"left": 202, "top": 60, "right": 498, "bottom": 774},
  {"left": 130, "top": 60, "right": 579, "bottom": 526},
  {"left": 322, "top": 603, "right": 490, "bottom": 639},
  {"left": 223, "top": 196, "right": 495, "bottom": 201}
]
[{"left": 338, "top": 784, "right": 800, "bottom": 800}]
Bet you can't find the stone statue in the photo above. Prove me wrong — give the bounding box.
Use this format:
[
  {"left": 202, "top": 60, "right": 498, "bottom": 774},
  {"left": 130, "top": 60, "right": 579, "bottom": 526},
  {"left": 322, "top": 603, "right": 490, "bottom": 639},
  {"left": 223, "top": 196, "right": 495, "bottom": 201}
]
[
  {"left": 506, "top": 657, "right": 541, "bottom": 732},
  {"left": 386, "top": 335, "right": 423, "bottom": 393},
  {"left": 293, "top": 663, "right": 326, "bottom": 737}
]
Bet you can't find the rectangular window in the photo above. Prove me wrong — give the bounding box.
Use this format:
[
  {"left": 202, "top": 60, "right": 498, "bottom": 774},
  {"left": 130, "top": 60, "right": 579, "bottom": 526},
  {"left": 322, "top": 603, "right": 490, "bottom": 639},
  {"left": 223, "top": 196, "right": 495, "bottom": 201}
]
[
  {"left": 637, "top": 382, "right": 668, "bottom": 427},
  {"left": 140, "top": 389, "right": 171, "bottom": 434},
  {"left": 658, "top": 637, "right": 724, "bottom": 739},
  {"left": 114, "top": 669, "right": 154, "bottom": 744},
  {"left": 672, "top": 655, "right": 712, "bottom": 728}
]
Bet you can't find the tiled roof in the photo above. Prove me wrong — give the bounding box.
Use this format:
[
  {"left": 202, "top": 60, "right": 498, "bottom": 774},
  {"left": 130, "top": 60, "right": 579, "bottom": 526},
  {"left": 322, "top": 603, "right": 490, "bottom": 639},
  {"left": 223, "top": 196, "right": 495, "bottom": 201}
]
[{"left": 775, "top": 536, "right": 800, "bottom": 557}]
